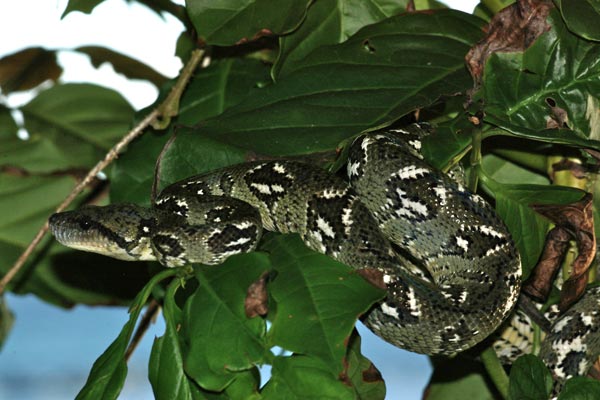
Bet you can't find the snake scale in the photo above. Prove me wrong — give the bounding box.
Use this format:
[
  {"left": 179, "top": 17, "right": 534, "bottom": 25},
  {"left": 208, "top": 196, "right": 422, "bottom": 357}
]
[{"left": 49, "top": 123, "right": 600, "bottom": 386}]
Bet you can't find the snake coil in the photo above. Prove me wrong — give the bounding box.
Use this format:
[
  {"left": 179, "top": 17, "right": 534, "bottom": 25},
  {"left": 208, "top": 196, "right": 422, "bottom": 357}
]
[{"left": 49, "top": 123, "right": 599, "bottom": 385}]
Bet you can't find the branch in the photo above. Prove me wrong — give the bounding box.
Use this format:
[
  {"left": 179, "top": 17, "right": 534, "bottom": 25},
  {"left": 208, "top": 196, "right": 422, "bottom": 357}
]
[{"left": 0, "top": 48, "right": 207, "bottom": 295}]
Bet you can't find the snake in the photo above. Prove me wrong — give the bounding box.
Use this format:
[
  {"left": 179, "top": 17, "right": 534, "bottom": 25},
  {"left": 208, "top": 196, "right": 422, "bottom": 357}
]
[{"left": 48, "top": 123, "right": 599, "bottom": 386}]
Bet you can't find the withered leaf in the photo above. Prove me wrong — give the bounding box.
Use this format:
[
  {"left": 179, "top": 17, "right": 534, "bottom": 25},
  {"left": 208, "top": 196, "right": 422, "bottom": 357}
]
[
  {"left": 524, "top": 193, "right": 595, "bottom": 311},
  {"left": 466, "top": 0, "right": 553, "bottom": 87},
  {"left": 356, "top": 268, "right": 386, "bottom": 291},
  {"left": 0, "top": 47, "right": 62, "bottom": 94},
  {"left": 244, "top": 271, "right": 270, "bottom": 318},
  {"left": 545, "top": 97, "right": 570, "bottom": 129}
]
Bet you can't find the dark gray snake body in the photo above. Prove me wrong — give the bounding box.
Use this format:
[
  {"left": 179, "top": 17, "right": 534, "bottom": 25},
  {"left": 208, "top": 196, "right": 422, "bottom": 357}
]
[{"left": 48, "top": 124, "right": 598, "bottom": 383}]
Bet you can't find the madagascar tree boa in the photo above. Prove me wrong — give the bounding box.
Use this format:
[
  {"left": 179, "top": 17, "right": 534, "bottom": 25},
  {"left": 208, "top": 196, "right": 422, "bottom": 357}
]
[{"left": 49, "top": 123, "right": 599, "bottom": 388}]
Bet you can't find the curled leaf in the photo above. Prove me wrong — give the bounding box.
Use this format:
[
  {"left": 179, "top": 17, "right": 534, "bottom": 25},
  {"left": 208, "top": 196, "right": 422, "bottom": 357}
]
[
  {"left": 244, "top": 271, "right": 269, "bottom": 318},
  {"left": 524, "top": 193, "right": 596, "bottom": 311},
  {"left": 75, "top": 46, "right": 168, "bottom": 88},
  {"left": 0, "top": 47, "right": 62, "bottom": 94},
  {"left": 466, "top": 0, "right": 552, "bottom": 87}
]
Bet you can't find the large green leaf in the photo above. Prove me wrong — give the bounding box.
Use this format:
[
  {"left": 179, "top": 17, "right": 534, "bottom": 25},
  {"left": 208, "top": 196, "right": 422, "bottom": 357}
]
[
  {"left": 263, "top": 235, "right": 385, "bottom": 372},
  {"left": 555, "top": 0, "right": 600, "bottom": 42},
  {"left": 185, "top": 0, "right": 310, "bottom": 45},
  {"left": 425, "top": 357, "right": 495, "bottom": 400},
  {"left": 508, "top": 355, "right": 553, "bottom": 400},
  {"left": 110, "top": 59, "right": 271, "bottom": 205},
  {"left": 475, "top": 8, "right": 600, "bottom": 147},
  {"left": 261, "top": 355, "right": 356, "bottom": 399},
  {"left": 559, "top": 377, "right": 600, "bottom": 400},
  {"left": 187, "top": 10, "right": 484, "bottom": 156},
  {"left": 481, "top": 176, "right": 586, "bottom": 278},
  {"left": 182, "top": 253, "right": 271, "bottom": 391},
  {"left": 273, "top": 0, "right": 412, "bottom": 79},
  {"left": 1, "top": 83, "right": 134, "bottom": 173}
]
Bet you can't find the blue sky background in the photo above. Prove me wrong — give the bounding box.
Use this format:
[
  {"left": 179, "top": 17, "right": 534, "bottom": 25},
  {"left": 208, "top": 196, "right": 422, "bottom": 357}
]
[{"left": 0, "top": 0, "right": 478, "bottom": 398}]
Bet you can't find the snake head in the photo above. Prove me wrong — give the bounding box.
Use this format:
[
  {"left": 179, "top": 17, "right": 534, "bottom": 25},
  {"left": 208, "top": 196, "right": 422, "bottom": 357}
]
[{"left": 49, "top": 204, "right": 158, "bottom": 262}]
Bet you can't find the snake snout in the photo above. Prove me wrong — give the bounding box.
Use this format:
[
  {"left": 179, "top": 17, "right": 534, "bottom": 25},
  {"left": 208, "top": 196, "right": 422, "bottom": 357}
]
[{"left": 48, "top": 212, "right": 76, "bottom": 245}]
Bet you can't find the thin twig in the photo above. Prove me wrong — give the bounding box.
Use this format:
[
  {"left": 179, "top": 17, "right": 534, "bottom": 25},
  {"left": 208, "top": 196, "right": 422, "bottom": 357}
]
[
  {"left": 0, "top": 48, "right": 206, "bottom": 295},
  {"left": 0, "top": 110, "right": 158, "bottom": 295},
  {"left": 125, "top": 298, "right": 161, "bottom": 362}
]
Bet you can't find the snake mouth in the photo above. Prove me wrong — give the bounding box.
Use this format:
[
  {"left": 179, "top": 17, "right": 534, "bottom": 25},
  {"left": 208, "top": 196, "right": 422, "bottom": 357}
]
[
  {"left": 50, "top": 212, "right": 104, "bottom": 249},
  {"left": 48, "top": 211, "right": 134, "bottom": 260}
]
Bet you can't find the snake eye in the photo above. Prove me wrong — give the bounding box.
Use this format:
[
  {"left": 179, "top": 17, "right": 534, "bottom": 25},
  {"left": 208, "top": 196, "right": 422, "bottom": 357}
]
[{"left": 78, "top": 219, "right": 92, "bottom": 230}]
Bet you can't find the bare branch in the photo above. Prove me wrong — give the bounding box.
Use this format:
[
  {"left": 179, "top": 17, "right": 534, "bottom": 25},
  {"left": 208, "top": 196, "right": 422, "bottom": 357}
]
[{"left": 0, "top": 48, "right": 206, "bottom": 295}]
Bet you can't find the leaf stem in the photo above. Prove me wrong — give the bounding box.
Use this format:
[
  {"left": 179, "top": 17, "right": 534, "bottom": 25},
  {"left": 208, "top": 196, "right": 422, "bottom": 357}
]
[
  {"left": 125, "top": 298, "right": 161, "bottom": 362},
  {"left": 481, "top": 0, "right": 508, "bottom": 14},
  {"left": 0, "top": 48, "right": 207, "bottom": 296},
  {"left": 468, "top": 126, "right": 483, "bottom": 192},
  {"left": 481, "top": 346, "right": 510, "bottom": 399}
]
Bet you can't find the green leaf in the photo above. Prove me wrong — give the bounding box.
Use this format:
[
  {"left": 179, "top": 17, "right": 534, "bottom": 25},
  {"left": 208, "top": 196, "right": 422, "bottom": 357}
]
[
  {"left": 344, "top": 331, "right": 386, "bottom": 399},
  {"left": 473, "top": 0, "right": 515, "bottom": 21},
  {"left": 263, "top": 235, "right": 385, "bottom": 372},
  {"left": 425, "top": 357, "right": 495, "bottom": 400},
  {"left": 62, "top": 0, "right": 105, "bottom": 18},
  {"left": 182, "top": 253, "right": 271, "bottom": 391},
  {"left": 76, "top": 268, "right": 178, "bottom": 400},
  {"left": 421, "top": 116, "right": 474, "bottom": 170},
  {"left": 0, "top": 174, "right": 75, "bottom": 247},
  {"left": 558, "top": 376, "right": 600, "bottom": 400},
  {"left": 482, "top": 154, "right": 548, "bottom": 186},
  {"left": 110, "top": 59, "right": 270, "bottom": 205},
  {"left": 483, "top": 116, "right": 600, "bottom": 151},
  {"left": 2, "top": 83, "right": 134, "bottom": 173},
  {"left": 150, "top": 279, "right": 207, "bottom": 400},
  {"left": 190, "top": 10, "right": 484, "bottom": 156},
  {"left": 0, "top": 170, "right": 151, "bottom": 307},
  {"left": 185, "top": 0, "right": 310, "bottom": 45},
  {"left": 177, "top": 58, "right": 272, "bottom": 126},
  {"left": 555, "top": 0, "right": 600, "bottom": 42},
  {"left": 75, "top": 46, "right": 169, "bottom": 87},
  {"left": 482, "top": 177, "right": 586, "bottom": 278},
  {"left": 0, "top": 105, "right": 18, "bottom": 137},
  {"left": 508, "top": 354, "right": 553, "bottom": 400},
  {"left": 109, "top": 129, "right": 170, "bottom": 206},
  {"left": 261, "top": 355, "right": 355, "bottom": 399},
  {"left": 0, "top": 47, "right": 62, "bottom": 94},
  {"left": 274, "top": 0, "right": 411, "bottom": 79},
  {"left": 222, "top": 369, "right": 261, "bottom": 400},
  {"left": 475, "top": 8, "right": 600, "bottom": 147},
  {"left": 0, "top": 296, "right": 14, "bottom": 351}
]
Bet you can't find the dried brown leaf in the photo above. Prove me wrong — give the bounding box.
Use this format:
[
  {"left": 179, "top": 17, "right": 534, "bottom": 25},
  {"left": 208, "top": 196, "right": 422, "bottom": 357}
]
[
  {"left": 545, "top": 98, "right": 570, "bottom": 129},
  {"left": 356, "top": 268, "right": 386, "bottom": 291},
  {"left": 588, "top": 357, "right": 600, "bottom": 381},
  {"left": 466, "top": 0, "right": 553, "bottom": 86},
  {"left": 526, "top": 193, "right": 596, "bottom": 311},
  {"left": 522, "top": 227, "right": 570, "bottom": 300},
  {"left": 0, "top": 47, "right": 62, "bottom": 94},
  {"left": 244, "top": 271, "right": 269, "bottom": 318}
]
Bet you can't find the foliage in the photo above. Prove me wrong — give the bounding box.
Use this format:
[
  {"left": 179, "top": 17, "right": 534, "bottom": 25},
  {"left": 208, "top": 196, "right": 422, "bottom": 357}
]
[{"left": 2, "top": 0, "right": 600, "bottom": 398}]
